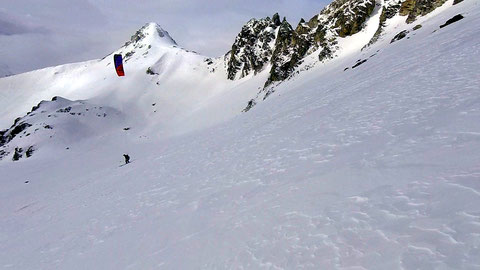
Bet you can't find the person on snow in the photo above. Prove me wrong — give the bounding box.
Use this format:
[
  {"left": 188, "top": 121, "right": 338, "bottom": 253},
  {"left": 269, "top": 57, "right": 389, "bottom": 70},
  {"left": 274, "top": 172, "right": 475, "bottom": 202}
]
[{"left": 123, "top": 154, "right": 130, "bottom": 164}]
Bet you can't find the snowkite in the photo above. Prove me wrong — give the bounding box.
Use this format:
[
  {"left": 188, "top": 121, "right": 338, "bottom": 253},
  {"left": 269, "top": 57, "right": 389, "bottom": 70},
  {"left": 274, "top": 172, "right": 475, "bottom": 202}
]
[{"left": 114, "top": 54, "right": 125, "bottom": 76}]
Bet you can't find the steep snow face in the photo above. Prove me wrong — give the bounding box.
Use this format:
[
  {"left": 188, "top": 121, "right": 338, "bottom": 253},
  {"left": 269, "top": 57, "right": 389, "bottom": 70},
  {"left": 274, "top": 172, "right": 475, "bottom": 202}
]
[
  {"left": 334, "top": 0, "right": 384, "bottom": 57},
  {"left": 1, "top": 0, "right": 480, "bottom": 268}
]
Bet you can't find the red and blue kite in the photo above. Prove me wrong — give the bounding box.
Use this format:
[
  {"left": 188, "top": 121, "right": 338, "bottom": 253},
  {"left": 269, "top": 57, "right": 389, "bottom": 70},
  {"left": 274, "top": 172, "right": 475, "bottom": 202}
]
[{"left": 114, "top": 54, "right": 125, "bottom": 76}]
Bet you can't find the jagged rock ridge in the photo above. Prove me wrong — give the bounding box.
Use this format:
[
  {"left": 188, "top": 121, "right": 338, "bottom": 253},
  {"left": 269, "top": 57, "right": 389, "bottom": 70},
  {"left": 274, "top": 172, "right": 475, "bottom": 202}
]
[
  {"left": 226, "top": 0, "right": 377, "bottom": 89},
  {"left": 226, "top": 14, "right": 282, "bottom": 80},
  {"left": 226, "top": 0, "right": 454, "bottom": 101},
  {"left": 266, "top": 0, "right": 376, "bottom": 88}
]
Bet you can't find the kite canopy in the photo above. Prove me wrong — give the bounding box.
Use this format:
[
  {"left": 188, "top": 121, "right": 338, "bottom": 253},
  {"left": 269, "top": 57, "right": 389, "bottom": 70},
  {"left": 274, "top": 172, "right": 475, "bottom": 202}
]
[{"left": 114, "top": 54, "right": 125, "bottom": 77}]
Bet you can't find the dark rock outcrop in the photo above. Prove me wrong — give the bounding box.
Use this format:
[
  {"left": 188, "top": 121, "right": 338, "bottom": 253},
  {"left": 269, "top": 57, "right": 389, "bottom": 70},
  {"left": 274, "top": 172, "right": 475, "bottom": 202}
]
[
  {"left": 400, "top": 0, "right": 448, "bottom": 23},
  {"left": 352, "top": 59, "right": 368, "bottom": 69},
  {"left": 391, "top": 30, "right": 410, "bottom": 43},
  {"left": 226, "top": 14, "right": 282, "bottom": 80},
  {"left": 440, "top": 14, "right": 464, "bottom": 28},
  {"left": 12, "top": 147, "right": 23, "bottom": 161},
  {"left": 0, "top": 122, "right": 32, "bottom": 147}
]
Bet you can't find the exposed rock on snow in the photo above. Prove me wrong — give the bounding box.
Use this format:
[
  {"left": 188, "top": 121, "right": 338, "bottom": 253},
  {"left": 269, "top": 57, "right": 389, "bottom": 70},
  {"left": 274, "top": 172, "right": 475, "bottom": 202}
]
[
  {"left": 0, "top": 96, "right": 124, "bottom": 160},
  {"left": 440, "top": 13, "right": 464, "bottom": 28},
  {"left": 391, "top": 30, "right": 410, "bottom": 43},
  {"left": 400, "top": 0, "right": 448, "bottom": 23}
]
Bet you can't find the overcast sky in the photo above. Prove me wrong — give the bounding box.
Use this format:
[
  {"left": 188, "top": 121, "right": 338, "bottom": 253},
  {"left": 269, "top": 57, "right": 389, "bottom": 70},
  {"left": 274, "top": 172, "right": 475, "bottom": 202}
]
[{"left": 0, "top": 0, "right": 328, "bottom": 76}]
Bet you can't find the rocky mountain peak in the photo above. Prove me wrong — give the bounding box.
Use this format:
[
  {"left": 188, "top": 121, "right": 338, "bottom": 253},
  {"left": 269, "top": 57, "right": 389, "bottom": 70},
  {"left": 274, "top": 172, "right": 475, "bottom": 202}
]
[
  {"left": 114, "top": 22, "right": 178, "bottom": 63},
  {"left": 226, "top": 0, "right": 378, "bottom": 89},
  {"left": 226, "top": 14, "right": 284, "bottom": 80},
  {"left": 272, "top": 13, "right": 281, "bottom": 26},
  {"left": 318, "top": 0, "right": 376, "bottom": 37},
  {"left": 262, "top": 0, "right": 376, "bottom": 90},
  {"left": 124, "top": 22, "right": 177, "bottom": 49}
]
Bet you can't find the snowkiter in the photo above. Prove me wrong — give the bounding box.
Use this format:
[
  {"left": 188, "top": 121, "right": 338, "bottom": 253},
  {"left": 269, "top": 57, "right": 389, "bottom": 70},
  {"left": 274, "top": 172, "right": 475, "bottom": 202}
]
[{"left": 123, "top": 154, "right": 130, "bottom": 164}]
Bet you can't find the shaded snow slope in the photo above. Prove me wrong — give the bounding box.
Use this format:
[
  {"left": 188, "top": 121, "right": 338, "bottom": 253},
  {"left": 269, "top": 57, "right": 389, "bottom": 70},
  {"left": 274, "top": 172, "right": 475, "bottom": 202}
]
[{"left": 1, "top": 1, "right": 480, "bottom": 269}]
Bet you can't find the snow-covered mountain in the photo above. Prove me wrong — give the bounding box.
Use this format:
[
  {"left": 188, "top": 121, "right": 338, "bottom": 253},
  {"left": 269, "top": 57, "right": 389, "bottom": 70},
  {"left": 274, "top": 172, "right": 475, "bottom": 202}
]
[{"left": 1, "top": 0, "right": 479, "bottom": 268}]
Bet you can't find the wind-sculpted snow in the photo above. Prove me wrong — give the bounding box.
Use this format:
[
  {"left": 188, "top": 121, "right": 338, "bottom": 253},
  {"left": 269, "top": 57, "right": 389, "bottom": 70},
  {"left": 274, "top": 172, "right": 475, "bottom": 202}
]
[{"left": 0, "top": 0, "right": 479, "bottom": 268}]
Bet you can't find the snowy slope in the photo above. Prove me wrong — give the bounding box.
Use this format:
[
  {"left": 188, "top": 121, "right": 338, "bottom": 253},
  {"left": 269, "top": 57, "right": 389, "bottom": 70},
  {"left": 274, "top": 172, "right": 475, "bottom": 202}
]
[
  {"left": 0, "top": 23, "right": 264, "bottom": 138},
  {"left": 1, "top": 0, "right": 480, "bottom": 269}
]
